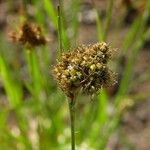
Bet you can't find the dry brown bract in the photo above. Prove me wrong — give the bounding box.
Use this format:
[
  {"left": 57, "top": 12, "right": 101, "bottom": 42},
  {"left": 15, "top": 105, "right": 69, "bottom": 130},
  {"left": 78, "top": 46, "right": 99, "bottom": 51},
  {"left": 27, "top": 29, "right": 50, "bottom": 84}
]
[
  {"left": 53, "top": 42, "right": 116, "bottom": 99},
  {"left": 10, "top": 22, "right": 47, "bottom": 48}
]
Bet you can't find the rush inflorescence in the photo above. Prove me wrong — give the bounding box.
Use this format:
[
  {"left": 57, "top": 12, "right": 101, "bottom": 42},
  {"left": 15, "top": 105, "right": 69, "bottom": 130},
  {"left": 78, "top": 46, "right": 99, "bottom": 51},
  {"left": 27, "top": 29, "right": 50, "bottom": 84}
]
[{"left": 53, "top": 42, "right": 116, "bottom": 99}]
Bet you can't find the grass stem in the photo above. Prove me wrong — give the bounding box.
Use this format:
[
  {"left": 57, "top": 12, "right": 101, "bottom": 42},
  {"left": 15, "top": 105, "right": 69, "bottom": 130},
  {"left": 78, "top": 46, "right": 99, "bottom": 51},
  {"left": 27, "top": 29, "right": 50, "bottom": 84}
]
[
  {"left": 68, "top": 98, "right": 75, "bottom": 150},
  {"left": 104, "top": 0, "right": 113, "bottom": 40},
  {"left": 91, "top": 0, "right": 105, "bottom": 41},
  {"left": 57, "top": 4, "right": 63, "bottom": 53}
]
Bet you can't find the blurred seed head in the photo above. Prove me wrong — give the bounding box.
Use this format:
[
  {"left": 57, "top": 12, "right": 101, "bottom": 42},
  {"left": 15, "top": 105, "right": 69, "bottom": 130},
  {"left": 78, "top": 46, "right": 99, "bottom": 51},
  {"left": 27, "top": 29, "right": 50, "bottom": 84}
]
[
  {"left": 53, "top": 42, "right": 116, "bottom": 99},
  {"left": 9, "top": 22, "right": 48, "bottom": 48}
]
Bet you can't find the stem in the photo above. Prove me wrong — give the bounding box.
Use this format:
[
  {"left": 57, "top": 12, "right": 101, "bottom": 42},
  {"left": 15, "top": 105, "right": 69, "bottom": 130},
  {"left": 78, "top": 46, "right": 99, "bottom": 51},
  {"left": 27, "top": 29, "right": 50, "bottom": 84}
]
[
  {"left": 68, "top": 98, "right": 75, "bottom": 150},
  {"left": 104, "top": 0, "right": 113, "bottom": 41},
  {"left": 57, "top": 4, "right": 63, "bottom": 53},
  {"left": 91, "top": 0, "right": 105, "bottom": 42},
  {"left": 24, "top": 49, "right": 41, "bottom": 98}
]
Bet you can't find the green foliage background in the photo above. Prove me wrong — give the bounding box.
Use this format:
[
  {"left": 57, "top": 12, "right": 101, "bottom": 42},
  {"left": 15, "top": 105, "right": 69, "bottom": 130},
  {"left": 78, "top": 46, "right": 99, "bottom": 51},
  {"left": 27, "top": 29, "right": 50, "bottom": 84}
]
[{"left": 0, "top": 0, "right": 150, "bottom": 149}]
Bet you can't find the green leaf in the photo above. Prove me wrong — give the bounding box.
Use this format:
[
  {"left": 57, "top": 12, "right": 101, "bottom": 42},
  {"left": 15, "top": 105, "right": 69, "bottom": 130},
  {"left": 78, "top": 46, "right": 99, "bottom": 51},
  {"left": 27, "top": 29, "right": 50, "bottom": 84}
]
[
  {"left": 43, "top": 0, "right": 57, "bottom": 29},
  {"left": 0, "top": 56, "right": 22, "bottom": 108}
]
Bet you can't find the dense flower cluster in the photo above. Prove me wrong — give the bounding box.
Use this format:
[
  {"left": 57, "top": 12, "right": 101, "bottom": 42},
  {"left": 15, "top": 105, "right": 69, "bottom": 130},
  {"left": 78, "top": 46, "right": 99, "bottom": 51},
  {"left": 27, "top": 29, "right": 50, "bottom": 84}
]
[
  {"left": 53, "top": 42, "right": 116, "bottom": 98},
  {"left": 10, "top": 22, "right": 47, "bottom": 47}
]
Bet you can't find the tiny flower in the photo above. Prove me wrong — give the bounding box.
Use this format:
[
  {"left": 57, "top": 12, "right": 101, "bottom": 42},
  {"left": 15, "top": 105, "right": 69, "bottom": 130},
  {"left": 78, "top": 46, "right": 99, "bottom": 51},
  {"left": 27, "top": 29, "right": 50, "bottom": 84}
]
[
  {"left": 90, "top": 64, "right": 96, "bottom": 71},
  {"left": 53, "top": 42, "right": 116, "bottom": 99}
]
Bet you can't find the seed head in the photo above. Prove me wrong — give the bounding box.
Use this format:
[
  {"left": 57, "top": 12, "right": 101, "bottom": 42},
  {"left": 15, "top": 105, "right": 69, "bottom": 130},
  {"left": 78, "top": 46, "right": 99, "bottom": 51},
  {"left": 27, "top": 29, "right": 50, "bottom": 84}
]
[
  {"left": 10, "top": 22, "right": 48, "bottom": 48},
  {"left": 53, "top": 42, "right": 116, "bottom": 98}
]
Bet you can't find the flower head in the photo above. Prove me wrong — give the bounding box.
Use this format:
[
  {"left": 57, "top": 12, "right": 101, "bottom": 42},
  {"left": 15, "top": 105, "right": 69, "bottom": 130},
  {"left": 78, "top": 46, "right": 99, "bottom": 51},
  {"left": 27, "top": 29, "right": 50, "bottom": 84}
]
[
  {"left": 53, "top": 42, "right": 116, "bottom": 98},
  {"left": 10, "top": 22, "right": 48, "bottom": 48}
]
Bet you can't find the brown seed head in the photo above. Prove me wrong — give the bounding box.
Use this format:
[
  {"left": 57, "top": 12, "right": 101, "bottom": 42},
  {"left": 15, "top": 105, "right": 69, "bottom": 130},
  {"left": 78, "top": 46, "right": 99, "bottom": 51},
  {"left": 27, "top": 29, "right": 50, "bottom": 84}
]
[
  {"left": 10, "top": 22, "right": 48, "bottom": 48},
  {"left": 53, "top": 42, "right": 116, "bottom": 98}
]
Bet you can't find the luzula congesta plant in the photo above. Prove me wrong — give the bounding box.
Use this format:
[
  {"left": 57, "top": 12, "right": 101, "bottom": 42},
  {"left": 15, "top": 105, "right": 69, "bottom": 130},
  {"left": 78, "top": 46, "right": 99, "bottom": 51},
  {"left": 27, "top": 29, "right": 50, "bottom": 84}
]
[
  {"left": 53, "top": 42, "right": 116, "bottom": 99},
  {"left": 9, "top": 21, "right": 48, "bottom": 98},
  {"left": 53, "top": 42, "right": 116, "bottom": 150}
]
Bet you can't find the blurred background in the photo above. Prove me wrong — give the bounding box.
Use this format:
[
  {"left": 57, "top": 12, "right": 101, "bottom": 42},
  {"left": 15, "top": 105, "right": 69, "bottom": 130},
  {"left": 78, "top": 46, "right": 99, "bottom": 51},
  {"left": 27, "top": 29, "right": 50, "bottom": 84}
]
[{"left": 0, "top": 0, "right": 150, "bottom": 149}]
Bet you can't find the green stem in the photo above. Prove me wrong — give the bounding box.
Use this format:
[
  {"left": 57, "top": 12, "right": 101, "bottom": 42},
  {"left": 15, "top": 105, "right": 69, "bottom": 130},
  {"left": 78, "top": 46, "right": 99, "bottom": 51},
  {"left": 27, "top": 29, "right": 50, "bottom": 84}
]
[
  {"left": 57, "top": 2, "right": 63, "bottom": 53},
  {"left": 91, "top": 0, "right": 105, "bottom": 42},
  {"left": 104, "top": 0, "right": 113, "bottom": 41},
  {"left": 68, "top": 98, "right": 75, "bottom": 150}
]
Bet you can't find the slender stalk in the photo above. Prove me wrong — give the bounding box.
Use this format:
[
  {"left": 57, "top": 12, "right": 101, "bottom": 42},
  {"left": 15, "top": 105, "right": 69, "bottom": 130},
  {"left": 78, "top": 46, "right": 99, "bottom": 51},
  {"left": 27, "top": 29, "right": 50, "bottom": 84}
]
[
  {"left": 24, "top": 49, "right": 42, "bottom": 98},
  {"left": 68, "top": 98, "right": 75, "bottom": 150},
  {"left": 104, "top": 0, "right": 114, "bottom": 40},
  {"left": 57, "top": 4, "right": 63, "bottom": 53},
  {"left": 91, "top": 0, "right": 105, "bottom": 42}
]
